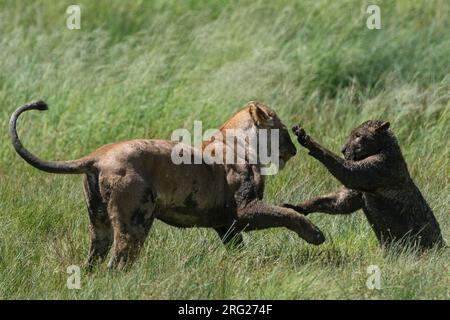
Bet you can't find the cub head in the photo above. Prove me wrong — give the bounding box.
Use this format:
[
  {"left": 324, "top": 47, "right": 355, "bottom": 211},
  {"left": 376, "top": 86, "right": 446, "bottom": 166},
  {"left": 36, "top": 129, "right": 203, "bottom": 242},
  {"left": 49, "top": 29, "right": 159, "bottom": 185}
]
[
  {"left": 341, "top": 120, "right": 391, "bottom": 161},
  {"left": 248, "top": 101, "right": 297, "bottom": 167}
]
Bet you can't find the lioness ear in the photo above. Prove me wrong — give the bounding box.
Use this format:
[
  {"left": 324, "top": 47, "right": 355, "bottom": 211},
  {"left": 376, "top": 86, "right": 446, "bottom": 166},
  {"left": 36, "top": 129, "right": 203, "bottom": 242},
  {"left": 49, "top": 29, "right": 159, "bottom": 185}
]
[
  {"left": 376, "top": 121, "right": 390, "bottom": 132},
  {"left": 249, "top": 102, "right": 273, "bottom": 126}
]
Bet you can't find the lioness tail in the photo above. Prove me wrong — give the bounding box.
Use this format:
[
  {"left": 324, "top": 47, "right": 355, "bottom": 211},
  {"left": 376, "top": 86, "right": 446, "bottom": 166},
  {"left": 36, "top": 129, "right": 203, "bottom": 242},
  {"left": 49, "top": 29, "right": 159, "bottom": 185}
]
[{"left": 9, "top": 100, "right": 93, "bottom": 174}]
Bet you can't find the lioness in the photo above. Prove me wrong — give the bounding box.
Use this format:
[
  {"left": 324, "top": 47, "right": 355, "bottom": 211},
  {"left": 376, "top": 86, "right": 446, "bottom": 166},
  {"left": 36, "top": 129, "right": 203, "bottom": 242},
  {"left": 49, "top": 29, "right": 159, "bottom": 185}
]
[
  {"left": 284, "top": 121, "right": 444, "bottom": 250},
  {"left": 10, "top": 101, "right": 325, "bottom": 269}
]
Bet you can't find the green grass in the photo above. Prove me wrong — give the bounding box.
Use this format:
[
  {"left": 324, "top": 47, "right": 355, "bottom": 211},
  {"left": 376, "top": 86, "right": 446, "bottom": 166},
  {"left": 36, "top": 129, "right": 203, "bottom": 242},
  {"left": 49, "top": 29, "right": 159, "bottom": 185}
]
[{"left": 0, "top": 0, "right": 449, "bottom": 299}]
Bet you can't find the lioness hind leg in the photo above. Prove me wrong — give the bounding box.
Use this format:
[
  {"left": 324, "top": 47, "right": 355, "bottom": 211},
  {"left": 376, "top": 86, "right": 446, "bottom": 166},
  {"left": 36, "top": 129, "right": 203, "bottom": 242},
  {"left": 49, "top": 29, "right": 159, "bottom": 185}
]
[
  {"left": 106, "top": 179, "right": 155, "bottom": 270},
  {"left": 215, "top": 224, "right": 244, "bottom": 248},
  {"left": 83, "top": 173, "right": 113, "bottom": 269},
  {"left": 107, "top": 207, "right": 155, "bottom": 270}
]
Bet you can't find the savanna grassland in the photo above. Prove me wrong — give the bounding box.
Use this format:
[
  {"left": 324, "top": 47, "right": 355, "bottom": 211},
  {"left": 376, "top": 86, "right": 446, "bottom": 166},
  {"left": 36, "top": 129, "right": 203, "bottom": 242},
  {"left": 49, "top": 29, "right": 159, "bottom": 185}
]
[{"left": 0, "top": 0, "right": 449, "bottom": 299}]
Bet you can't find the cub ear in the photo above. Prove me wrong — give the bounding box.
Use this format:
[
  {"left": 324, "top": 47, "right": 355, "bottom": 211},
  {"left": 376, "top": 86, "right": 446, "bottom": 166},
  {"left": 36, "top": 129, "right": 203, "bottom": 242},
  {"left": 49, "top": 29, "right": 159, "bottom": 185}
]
[
  {"left": 249, "top": 102, "right": 273, "bottom": 126},
  {"left": 375, "top": 121, "right": 390, "bottom": 132}
]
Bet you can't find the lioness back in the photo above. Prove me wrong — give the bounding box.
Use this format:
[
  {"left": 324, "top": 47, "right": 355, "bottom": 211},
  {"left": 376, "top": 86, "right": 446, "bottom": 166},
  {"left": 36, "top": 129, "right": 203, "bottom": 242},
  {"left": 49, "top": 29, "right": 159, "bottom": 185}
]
[{"left": 92, "top": 139, "right": 231, "bottom": 227}]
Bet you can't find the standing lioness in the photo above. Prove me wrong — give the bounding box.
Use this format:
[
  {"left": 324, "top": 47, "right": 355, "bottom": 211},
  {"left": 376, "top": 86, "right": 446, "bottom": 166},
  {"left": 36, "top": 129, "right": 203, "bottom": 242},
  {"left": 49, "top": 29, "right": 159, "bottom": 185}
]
[{"left": 10, "top": 101, "right": 325, "bottom": 269}]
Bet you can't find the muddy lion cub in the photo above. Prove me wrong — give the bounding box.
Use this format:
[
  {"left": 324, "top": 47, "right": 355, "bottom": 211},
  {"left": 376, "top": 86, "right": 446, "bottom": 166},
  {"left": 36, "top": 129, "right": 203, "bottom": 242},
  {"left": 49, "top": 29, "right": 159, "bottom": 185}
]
[
  {"left": 10, "top": 101, "right": 325, "bottom": 269},
  {"left": 284, "top": 121, "right": 444, "bottom": 250}
]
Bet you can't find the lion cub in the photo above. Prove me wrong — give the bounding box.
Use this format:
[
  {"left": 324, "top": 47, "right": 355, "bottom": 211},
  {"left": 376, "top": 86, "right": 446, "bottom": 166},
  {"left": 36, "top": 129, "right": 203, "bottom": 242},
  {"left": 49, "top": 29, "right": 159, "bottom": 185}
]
[{"left": 285, "top": 120, "right": 444, "bottom": 250}]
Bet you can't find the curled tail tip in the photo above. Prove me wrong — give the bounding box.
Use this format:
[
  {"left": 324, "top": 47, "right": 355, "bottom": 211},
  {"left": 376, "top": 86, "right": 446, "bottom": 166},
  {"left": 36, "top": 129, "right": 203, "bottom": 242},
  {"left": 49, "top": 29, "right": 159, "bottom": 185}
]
[{"left": 26, "top": 100, "right": 48, "bottom": 111}]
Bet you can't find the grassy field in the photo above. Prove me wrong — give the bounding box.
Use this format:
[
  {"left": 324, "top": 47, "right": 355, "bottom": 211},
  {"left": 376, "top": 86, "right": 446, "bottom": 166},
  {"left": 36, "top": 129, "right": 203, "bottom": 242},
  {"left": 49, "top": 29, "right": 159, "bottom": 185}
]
[{"left": 0, "top": 0, "right": 449, "bottom": 299}]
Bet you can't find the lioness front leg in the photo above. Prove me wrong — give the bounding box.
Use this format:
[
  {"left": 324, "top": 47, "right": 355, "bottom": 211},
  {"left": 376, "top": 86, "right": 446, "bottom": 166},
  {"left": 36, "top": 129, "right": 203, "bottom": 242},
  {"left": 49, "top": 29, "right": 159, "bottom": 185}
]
[
  {"left": 284, "top": 187, "right": 363, "bottom": 215},
  {"left": 235, "top": 200, "right": 325, "bottom": 244}
]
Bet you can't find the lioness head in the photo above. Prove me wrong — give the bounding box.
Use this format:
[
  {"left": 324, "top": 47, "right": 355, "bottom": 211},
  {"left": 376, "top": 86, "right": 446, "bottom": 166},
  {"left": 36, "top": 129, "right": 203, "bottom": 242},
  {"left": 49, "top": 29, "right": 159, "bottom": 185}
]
[
  {"left": 341, "top": 120, "right": 391, "bottom": 161},
  {"left": 218, "top": 101, "right": 297, "bottom": 170},
  {"left": 248, "top": 101, "right": 297, "bottom": 168}
]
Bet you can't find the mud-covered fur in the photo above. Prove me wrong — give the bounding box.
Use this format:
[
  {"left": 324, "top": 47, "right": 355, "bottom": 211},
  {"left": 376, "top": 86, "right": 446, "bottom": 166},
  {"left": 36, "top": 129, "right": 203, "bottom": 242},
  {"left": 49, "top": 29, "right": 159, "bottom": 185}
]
[
  {"left": 10, "top": 101, "right": 325, "bottom": 270},
  {"left": 285, "top": 121, "right": 444, "bottom": 250}
]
